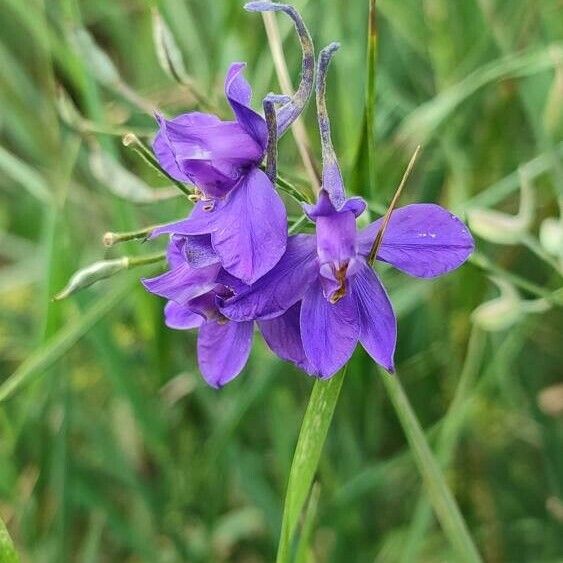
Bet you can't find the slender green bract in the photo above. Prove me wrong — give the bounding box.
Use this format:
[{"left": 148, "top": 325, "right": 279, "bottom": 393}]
[
  {"left": 379, "top": 369, "right": 483, "bottom": 563},
  {"left": 276, "top": 367, "right": 347, "bottom": 562},
  {"left": 0, "top": 516, "right": 19, "bottom": 563}
]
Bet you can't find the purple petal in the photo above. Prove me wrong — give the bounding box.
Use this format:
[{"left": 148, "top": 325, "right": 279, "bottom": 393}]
[
  {"left": 184, "top": 234, "right": 219, "bottom": 268},
  {"left": 164, "top": 301, "right": 204, "bottom": 330},
  {"left": 142, "top": 262, "right": 220, "bottom": 306},
  {"left": 197, "top": 320, "right": 254, "bottom": 388},
  {"left": 258, "top": 302, "right": 314, "bottom": 374},
  {"left": 303, "top": 189, "right": 366, "bottom": 219},
  {"left": 350, "top": 261, "right": 396, "bottom": 372},
  {"left": 224, "top": 63, "right": 268, "bottom": 149},
  {"left": 149, "top": 202, "right": 221, "bottom": 239},
  {"left": 221, "top": 234, "right": 317, "bottom": 321},
  {"left": 358, "top": 204, "right": 475, "bottom": 278},
  {"left": 155, "top": 113, "right": 263, "bottom": 197},
  {"left": 153, "top": 112, "right": 222, "bottom": 183},
  {"left": 210, "top": 168, "right": 287, "bottom": 284},
  {"left": 300, "top": 278, "right": 360, "bottom": 378},
  {"left": 166, "top": 235, "right": 187, "bottom": 269}
]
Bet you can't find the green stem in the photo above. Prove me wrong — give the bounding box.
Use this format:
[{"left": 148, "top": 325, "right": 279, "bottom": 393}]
[
  {"left": 122, "top": 133, "right": 193, "bottom": 197},
  {"left": 470, "top": 251, "right": 563, "bottom": 304},
  {"left": 379, "top": 369, "right": 483, "bottom": 563},
  {"left": 402, "top": 326, "right": 486, "bottom": 561},
  {"left": 365, "top": 0, "right": 378, "bottom": 198},
  {"left": 127, "top": 252, "right": 166, "bottom": 268},
  {"left": 276, "top": 367, "right": 347, "bottom": 562}
]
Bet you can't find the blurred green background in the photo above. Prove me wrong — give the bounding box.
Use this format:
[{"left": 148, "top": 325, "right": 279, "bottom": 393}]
[{"left": 1, "top": 0, "right": 562, "bottom": 561}]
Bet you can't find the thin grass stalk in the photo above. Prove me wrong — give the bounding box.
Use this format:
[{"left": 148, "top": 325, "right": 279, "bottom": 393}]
[
  {"left": 365, "top": 0, "right": 378, "bottom": 198},
  {"left": 379, "top": 369, "right": 483, "bottom": 563},
  {"left": 401, "top": 326, "right": 486, "bottom": 561}
]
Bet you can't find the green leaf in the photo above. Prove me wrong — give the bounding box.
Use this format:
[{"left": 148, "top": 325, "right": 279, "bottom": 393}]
[{"left": 276, "top": 367, "right": 347, "bottom": 563}]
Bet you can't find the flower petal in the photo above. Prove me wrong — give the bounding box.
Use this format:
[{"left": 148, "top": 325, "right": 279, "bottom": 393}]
[
  {"left": 197, "top": 320, "right": 254, "bottom": 388},
  {"left": 210, "top": 168, "right": 287, "bottom": 284},
  {"left": 184, "top": 234, "right": 219, "bottom": 268},
  {"left": 155, "top": 113, "right": 263, "bottom": 197},
  {"left": 164, "top": 301, "right": 204, "bottom": 330},
  {"left": 224, "top": 63, "right": 268, "bottom": 148},
  {"left": 149, "top": 202, "right": 221, "bottom": 239},
  {"left": 153, "top": 112, "right": 222, "bottom": 183},
  {"left": 258, "top": 302, "right": 313, "bottom": 374},
  {"left": 300, "top": 278, "right": 360, "bottom": 378},
  {"left": 351, "top": 261, "right": 397, "bottom": 372},
  {"left": 221, "top": 234, "right": 317, "bottom": 321},
  {"left": 358, "top": 204, "right": 475, "bottom": 278},
  {"left": 142, "top": 262, "right": 220, "bottom": 306}
]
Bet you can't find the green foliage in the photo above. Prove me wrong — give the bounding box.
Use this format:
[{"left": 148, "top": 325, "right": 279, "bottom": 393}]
[{"left": 1, "top": 0, "right": 562, "bottom": 561}]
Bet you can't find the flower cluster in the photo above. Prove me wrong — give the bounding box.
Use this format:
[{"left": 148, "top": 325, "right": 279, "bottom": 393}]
[{"left": 143, "top": 3, "right": 474, "bottom": 388}]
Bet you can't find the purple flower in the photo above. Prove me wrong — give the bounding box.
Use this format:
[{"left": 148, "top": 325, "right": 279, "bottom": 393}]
[
  {"left": 150, "top": 2, "right": 314, "bottom": 285},
  {"left": 142, "top": 234, "right": 312, "bottom": 387},
  {"left": 221, "top": 44, "right": 475, "bottom": 379},
  {"left": 141, "top": 234, "right": 253, "bottom": 388}
]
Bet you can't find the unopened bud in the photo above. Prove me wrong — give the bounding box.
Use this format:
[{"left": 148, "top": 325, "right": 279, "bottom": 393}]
[
  {"left": 471, "top": 277, "right": 522, "bottom": 331},
  {"left": 152, "top": 9, "right": 189, "bottom": 85},
  {"left": 54, "top": 258, "right": 128, "bottom": 301},
  {"left": 467, "top": 167, "right": 534, "bottom": 245},
  {"left": 90, "top": 146, "right": 179, "bottom": 203},
  {"left": 539, "top": 217, "right": 563, "bottom": 260}
]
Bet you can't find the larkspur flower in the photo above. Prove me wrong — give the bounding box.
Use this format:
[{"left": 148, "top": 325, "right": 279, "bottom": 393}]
[
  {"left": 142, "top": 233, "right": 312, "bottom": 386},
  {"left": 150, "top": 2, "right": 314, "bottom": 284},
  {"left": 221, "top": 43, "right": 475, "bottom": 378}
]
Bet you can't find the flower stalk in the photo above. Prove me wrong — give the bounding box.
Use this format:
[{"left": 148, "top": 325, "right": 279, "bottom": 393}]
[{"left": 276, "top": 367, "right": 347, "bottom": 562}]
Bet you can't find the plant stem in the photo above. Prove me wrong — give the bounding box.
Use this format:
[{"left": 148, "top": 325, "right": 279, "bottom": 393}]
[
  {"left": 402, "top": 326, "right": 486, "bottom": 561},
  {"left": 276, "top": 367, "right": 347, "bottom": 562},
  {"left": 365, "top": 0, "right": 378, "bottom": 199},
  {"left": 379, "top": 369, "right": 483, "bottom": 563}
]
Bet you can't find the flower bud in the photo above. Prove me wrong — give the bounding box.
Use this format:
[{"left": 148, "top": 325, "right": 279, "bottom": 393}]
[
  {"left": 471, "top": 277, "right": 522, "bottom": 331},
  {"left": 151, "top": 9, "right": 189, "bottom": 85},
  {"left": 472, "top": 276, "right": 550, "bottom": 332},
  {"left": 539, "top": 217, "right": 563, "bottom": 260},
  {"left": 89, "top": 146, "right": 178, "bottom": 204},
  {"left": 467, "top": 167, "right": 534, "bottom": 245},
  {"left": 54, "top": 258, "right": 128, "bottom": 301}
]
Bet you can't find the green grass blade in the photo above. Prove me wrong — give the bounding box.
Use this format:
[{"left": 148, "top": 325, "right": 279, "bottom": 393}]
[
  {"left": 0, "top": 277, "right": 137, "bottom": 403},
  {"left": 379, "top": 369, "right": 483, "bottom": 563},
  {"left": 276, "top": 367, "right": 347, "bottom": 563},
  {"left": 0, "top": 516, "right": 19, "bottom": 563}
]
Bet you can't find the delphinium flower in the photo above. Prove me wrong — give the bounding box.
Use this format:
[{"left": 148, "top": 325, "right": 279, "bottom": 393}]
[
  {"left": 150, "top": 2, "right": 314, "bottom": 284},
  {"left": 142, "top": 233, "right": 255, "bottom": 387},
  {"left": 221, "top": 43, "right": 475, "bottom": 378},
  {"left": 143, "top": 2, "right": 316, "bottom": 386},
  {"left": 142, "top": 226, "right": 312, "bottom": 386}
]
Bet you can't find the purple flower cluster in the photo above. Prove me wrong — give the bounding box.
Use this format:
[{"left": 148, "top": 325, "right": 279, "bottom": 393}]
[{"left": 143, "top": 4, "right": 474, "bottom": 388}]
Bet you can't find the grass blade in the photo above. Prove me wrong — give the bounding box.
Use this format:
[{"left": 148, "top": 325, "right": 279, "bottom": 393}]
[
  {"left": 0, "top": 516, "right": 19, "bottom": 563},
  {"left": 0, "top": 277, "right": 137, "bottom": 403},
  {"left": 379, "top": 369, "right": 483, "bottom": 563},
  {"left": 276, "top": 367, "right": 347, "bottom": 562}
]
